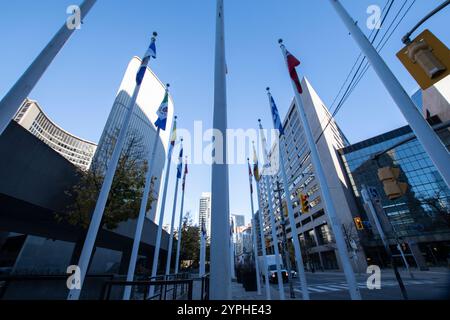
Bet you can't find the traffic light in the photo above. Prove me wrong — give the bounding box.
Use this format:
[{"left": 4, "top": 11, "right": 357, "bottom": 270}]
[
  {"left": 353, "top": 217, "right": 364, "bottom": 230},
  {"left": 299, "top": 193, "right": 309, "bottom": 213},
  {"left": 397, "top": 30, "right": 450, "bottom": 90},
  {"left": 377, "top": 167, "right": 408, "bottom": 200},
  {"left": 282, "top": 202, "right": 288, "bottom": 217}
]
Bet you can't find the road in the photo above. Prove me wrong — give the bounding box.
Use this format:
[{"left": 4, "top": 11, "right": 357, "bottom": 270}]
[{"left": 271, "top": 268, "right": 450, "bottom": 300}]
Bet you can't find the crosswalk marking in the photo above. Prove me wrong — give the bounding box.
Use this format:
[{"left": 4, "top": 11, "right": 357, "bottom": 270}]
[
  {"left": 314, "top": 285, "right": 341, "bottom": 291},
  {"left": 306, "top": 287, "right": 327, "bottom": 293},
  {"left": 328, "top": 284, "right": 349, "bottom": 290},
  {"left": 278, "top": 279, "right": 438, "bottom": 295}
]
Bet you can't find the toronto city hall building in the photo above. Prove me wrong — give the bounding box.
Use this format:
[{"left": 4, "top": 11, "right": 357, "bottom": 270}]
[{"left": 0, "top": 57, "right": 173, "bottom": 299}]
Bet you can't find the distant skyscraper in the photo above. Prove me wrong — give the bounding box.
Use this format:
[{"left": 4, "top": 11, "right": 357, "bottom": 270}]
[
  {"left": 231, "top": 214, "right": 245, "bottom": 228},
  {"left": 14, "top": 99, "right": 97, "bottom": 170},
  {"left": 199, "top": 192, "right": 211, "bottom": 242}
]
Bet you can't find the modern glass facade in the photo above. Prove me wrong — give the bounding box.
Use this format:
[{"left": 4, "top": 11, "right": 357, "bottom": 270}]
[{"left": 339, "top": 122, "right": 450, "bottom": 266}]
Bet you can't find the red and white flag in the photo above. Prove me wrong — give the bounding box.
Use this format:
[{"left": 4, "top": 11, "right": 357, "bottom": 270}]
[{"left": 285, "top": 49, "right": 303, "bottom": 94}]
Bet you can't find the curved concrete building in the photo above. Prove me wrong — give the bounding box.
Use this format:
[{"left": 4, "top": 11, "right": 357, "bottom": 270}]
[
  {"left": 14, "top": 99, "right": 97, "bottom": 171},
  {"left": 92, "top": 57, "right": 174, "bottom": 219}
]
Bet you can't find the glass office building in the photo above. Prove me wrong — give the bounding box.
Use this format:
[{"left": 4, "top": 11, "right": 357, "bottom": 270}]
[{"left": 339, "top": 121, "right": 450, "bottom": 267}]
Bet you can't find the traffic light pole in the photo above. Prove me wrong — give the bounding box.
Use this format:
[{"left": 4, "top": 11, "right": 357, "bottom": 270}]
[
  {"left": 329, "top": 0, "right": 450, "bottom": 189},
  {"left": 361, "top": 185, "right": 408, "bottom": 300},
  {"left": 274, "top": 180, "right": 296, "bottom": 299}
]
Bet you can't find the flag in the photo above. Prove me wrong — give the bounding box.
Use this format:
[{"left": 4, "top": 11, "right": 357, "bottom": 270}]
[
  {"left": 182, "top": 162, "right": 188, "bottom": 191},
  {"left": 176, "top": 146, "right": 183, "bottom": 179},
  {"left": 170, "top": 119, "right": 177, "bottom": 146},
  {"left": 154, "top": 90, "right": 169, "bottom": 130},
  {"left": 248, "top": 162, "right": 253, "bottom": 194},
  {"left": 285, "top": 49, "right": 303, "bottom": 94},
  {"left": 136, "top": 38, "right": 157, "bottom": 85},
  {"left": 269, "top": 94, "right": 284, "bottom": 136},
  {"left": 252, "top": 143, "right": 260, "bottom": 182}
]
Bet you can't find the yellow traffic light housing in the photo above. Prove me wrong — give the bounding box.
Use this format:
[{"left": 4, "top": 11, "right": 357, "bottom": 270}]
[
  {"left": 299, "top": 193, "right": 309, "bottom": 213},
  {"left": 282, "top": 201, "right": 288, "bottom": 217},
  {"left": 377, "top": 167, "right": 408, "bottom": 200},
  {"left": 354, "top": 217, "right": 364, "bottom": 230},
  {"left": 397, "top": 29, "right": 450, "bottom": 90}
]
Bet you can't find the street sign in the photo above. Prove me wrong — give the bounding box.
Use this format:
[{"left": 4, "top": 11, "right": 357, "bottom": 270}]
[{"left": 397, "top": 29, "right": 450, "bottom": 90}]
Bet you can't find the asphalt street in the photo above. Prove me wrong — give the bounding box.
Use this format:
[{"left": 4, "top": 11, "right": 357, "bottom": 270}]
[{"left": 270, "top": 268, "right": 450, "bottom": 300}]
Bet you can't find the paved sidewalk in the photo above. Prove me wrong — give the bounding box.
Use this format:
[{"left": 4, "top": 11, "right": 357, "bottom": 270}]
[{"left": 231, "top": 280, "right": 300, "bottom": 300}]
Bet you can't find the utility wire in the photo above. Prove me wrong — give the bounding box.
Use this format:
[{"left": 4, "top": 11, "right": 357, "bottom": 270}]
[{"left": 288, "top": 0, "right": 416, "bottom": 190}]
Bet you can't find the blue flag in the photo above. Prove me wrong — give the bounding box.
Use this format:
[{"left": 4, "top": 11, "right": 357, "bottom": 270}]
[
  {"left": 177, "top": 146, "right": 183, "bottom": 179},
  {"left": 136, "top": 38, "right": 157, "bottom": 85},
  {"left": 269, "top": 95, "right": 284, "bottom": 136}
]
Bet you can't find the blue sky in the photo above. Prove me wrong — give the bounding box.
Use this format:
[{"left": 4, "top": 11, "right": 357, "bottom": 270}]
[{"left": 1, "top": 0, "right": 449, "bottom": 227}]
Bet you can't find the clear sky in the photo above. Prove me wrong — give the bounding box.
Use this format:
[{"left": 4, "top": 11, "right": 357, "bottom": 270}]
[{"left": 1, "top": 0, "right": 449, "bottom": 227}]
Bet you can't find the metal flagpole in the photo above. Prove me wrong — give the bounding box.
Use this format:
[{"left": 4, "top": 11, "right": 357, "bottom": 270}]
[
  {"left": 266, "top": 88, "right": 310, "bottom": 300},
  {"left": 258, "top": 120, "right": 286, "bottom": 300},
  {"left": 0, "top": 0, "right": 97, "bottom": 136},
  {"left": 174, "top": 157, "right": 188, "bottom": 274},
  {"left": 148, "top": 118, "right": 177, "bottom": 297},
  {"left": 253, "top": 143, "right": 271, "bottom": 300},
  {"left": 329, "top": 0, "right": 450, "bottom": 188},
  {"left": 210, "top": 0, "right": 231, "bottom": 300},
  {"left": 123, "top": 126, "right": 161, "bottom": 300},
  {"left": 68, "top": 33, "right": 158, "bottom": 300},
  {"left": 123, "top": 84, "right": 170, "bottom": 300},
  {"left": 199, "top": 225, "right": 206, "bottom": 277},
  {"left": 247, "top": 159, "right": 261, "bottom": 295},
  {"left": 230, "top": 233, "right": 236, "bottom": 279},
  {"left": 165, "top": 140, "right": 183, "bottom": 276},
  {"left": 279, "top": 40, "right": 361, "bottom": 300}
]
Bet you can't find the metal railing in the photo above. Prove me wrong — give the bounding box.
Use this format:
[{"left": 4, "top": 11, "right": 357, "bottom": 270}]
[
  {"left": 0, "top": 272, "right": 210, "bottom": 300},
  {"left": 101, "top": 273, "right": 193, "bottom": 300}
]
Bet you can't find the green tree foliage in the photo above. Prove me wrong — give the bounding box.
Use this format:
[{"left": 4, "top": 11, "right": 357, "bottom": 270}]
[
  {"left": 57, "top": 133, "right": 158, "bottom": 230},
  {"left": 177, "top": 212, "right": 200, "bottom": 270}
]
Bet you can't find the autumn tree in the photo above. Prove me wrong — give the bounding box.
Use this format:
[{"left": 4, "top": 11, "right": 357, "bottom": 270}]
[
  {"left": 175, "top": 212, "right": 200, "bottom": 271},
  {"left": 58, "top": 132, "right": 158, "bottom": 230}
]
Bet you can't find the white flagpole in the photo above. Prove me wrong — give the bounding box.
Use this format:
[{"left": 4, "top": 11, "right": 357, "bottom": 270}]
[
  {"left": 266, "top": 88, "right": 310, "bottom": 300},
  {"left": 0, "top": 0, "right": 97, "bottom": 136},
  {"left": 165, "top": 140, "right": 183, "bottom": 276},
  {"left": 279, "top": 40, "right": 361, "bottom": 300},
  {"left": 247, "top": 159, "right": 261, "bottom": 295},
  {"left": 199, "top": 230, "right": 206, "bottom": 277},
  {"left": 68, "top": 33, "right": 158, "bottom": 300},
  {"left": 329, "top": 0, "right": 450, "bottom": 188},
  {"left": 123, "top": 84, "right": 170, "bottom": 300},
  {"left": 174, "top": 157, "right": 188, "bottom": 274},
  {"left": 255, "top": 174, "right": 271, "bottom": 300},
  {"left": 210, "top": 0, "right": 231, "bottom": 300},
  {"left": 148, "top": 118, "right": 177, "bottom": 297},
  {"left": 123, "top": 126, "right": 161, "bottom": 300},
  {"left": 258, "top": 120, "right": 285, "bottom": 300},
  {"left": 230, "top": 229, "right": 236, "bottom": 279}
]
